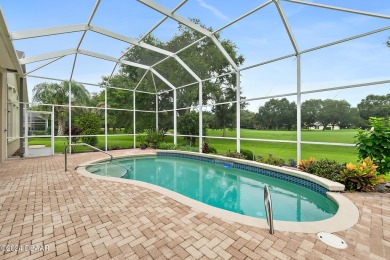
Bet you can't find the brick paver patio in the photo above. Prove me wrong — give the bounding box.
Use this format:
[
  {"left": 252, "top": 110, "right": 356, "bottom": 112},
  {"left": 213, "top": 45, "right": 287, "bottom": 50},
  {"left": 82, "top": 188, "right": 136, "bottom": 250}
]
[{"left": 0, "top": 149, "right": 389, "bottom": 259}]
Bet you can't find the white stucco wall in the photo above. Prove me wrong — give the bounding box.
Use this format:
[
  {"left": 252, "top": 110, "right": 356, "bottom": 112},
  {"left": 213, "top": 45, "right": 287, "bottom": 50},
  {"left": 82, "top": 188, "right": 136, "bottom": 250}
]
[
  {"left": 6, "top": 71, "right": 21, "bottom": 158},
  {"left": 0, "top": 69, "right": 5, "bottom": 162}
]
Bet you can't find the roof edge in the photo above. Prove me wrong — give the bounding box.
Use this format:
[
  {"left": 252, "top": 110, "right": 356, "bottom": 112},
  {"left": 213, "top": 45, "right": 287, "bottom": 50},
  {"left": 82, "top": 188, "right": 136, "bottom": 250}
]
[{"left": 0, "top": 7, "right": 24, "bottom": 75}]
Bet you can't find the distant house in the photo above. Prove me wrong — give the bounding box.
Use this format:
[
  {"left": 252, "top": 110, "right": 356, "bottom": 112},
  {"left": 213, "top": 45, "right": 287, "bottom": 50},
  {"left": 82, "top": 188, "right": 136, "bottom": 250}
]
[
  {"left": 0, "top": 13, "right": 28, "bottom": 162},
  {"left": 310, "top": 122, "right": 340, "bottom": 130},
  {"left": 27, "top": 114, "right": 48, "bottom": 134}
]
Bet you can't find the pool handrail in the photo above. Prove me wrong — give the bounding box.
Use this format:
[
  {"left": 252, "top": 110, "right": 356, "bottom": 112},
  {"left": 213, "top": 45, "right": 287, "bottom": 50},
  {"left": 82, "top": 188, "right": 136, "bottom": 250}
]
[
  {"left": 64, "top": 143, "right": 113, "bottom": 171},
  {"left": 264, "top": 185, "right": 274, "bottom": 234}
]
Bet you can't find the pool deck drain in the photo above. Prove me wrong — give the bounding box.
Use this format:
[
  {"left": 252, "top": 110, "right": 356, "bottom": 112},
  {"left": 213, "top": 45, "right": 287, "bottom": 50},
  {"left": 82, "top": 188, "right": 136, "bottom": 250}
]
[
  {"left": 317, "top": 232, "right": 348, "bottom": 249},
  {"left": 0, "top": 149, "right": 389, "bottom": 259}
]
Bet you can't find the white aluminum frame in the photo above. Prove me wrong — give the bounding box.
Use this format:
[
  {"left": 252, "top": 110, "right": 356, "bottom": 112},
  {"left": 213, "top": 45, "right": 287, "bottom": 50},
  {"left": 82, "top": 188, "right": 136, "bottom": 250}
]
[
  {"left": 23, "top": 109, "right": 55, "bottom": 157},
  {"left": 3, "top": 0, "right": 389, "bottom": 160}
]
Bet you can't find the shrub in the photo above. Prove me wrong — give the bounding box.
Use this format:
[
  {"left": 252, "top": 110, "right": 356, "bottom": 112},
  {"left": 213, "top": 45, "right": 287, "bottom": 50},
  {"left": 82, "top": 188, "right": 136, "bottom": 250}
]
[
  {"left": 109, "top": 145, "right": 120, "bottom": 150},
  {"left": 226, "top": 150, "right": 246, "bottom": 160},
  {"left": 240, "top": 149, "right": 254, "bottom": 160},
  {"left": 75, "top": 113, "right": 102, "bottom": 146},
  {"left": 288, "top": 158, "right": 297, "bottom": 167},
  {"left": 256, "top": 154, "right": 285, "bottom": 166},
  {"left": 138, "top": 133, "right": 147, "bottom": 144},
  {"left": 177, "top": 145, "right": 198, "bottom": 152},
  {"left": 302, "top": 159, "right": 345, "bottom": 182},
  {"left": 208, "top": 146, "right": 217, "bottom": 154},
  {"left": 82, "top": 136, "right": 98, "bottom": 147},
  {"left": 298, "top": 157, "right": 315, "bottom": 171},
  {"left": 340, "top": 157, "right": 384, "bottom": 191},
  {"left": 356, "top": 117, "right": 390, "bottom": 174},
  {"left": 157, "top": 142, "right": 176, "bottom": 150},
  {"left": 146, "top": 129, "right": 165, "bottom": 146},
  {"left": 64, "top": 126, "right": 82, "bottom": 143},
  {"left": 202, "top": 143, "right": 217, "bottom": 154},
  {"left": 202, "top": 143, "right": 209, "bottom": 153}
]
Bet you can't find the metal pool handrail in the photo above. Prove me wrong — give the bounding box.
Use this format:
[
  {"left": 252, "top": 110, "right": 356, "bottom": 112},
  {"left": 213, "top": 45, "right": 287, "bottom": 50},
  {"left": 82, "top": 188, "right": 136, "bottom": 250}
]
[
  {"left": 64, "top": 143, "right": 113, "bottom": 171},
  {"left": 264, "top": 185, "right": 274, "bottom": 234}
]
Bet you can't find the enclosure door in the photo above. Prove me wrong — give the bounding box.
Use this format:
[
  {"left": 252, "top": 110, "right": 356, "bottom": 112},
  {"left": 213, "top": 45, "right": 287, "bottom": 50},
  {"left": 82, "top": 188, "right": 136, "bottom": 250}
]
[{"left": 24, "top": 110, "right": 54, "bottom": 157}]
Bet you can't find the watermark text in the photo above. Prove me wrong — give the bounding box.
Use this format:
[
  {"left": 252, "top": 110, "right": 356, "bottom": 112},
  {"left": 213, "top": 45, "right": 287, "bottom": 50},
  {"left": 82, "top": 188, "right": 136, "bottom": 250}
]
[{"left": 0, "top": 245, "right": 49, "bottom": 252}]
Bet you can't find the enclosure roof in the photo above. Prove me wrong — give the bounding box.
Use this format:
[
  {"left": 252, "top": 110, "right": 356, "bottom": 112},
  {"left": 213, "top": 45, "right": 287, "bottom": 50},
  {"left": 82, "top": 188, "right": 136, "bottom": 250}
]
[
  {"left": 0, "top": 8, "right": 22, "bottom": 74},
  {"left": 0, "top": 0, "right": 389, "bottom": 91}
]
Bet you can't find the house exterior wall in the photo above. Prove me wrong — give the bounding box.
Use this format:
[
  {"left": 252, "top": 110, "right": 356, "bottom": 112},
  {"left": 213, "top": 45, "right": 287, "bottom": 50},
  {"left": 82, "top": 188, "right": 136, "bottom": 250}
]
[
  {"left": 0, "top": 68, "right": 5, "bottom": 162},
  {"left": 0, "top": 68, "right": 23, "bottom": 162},
  {"left": 6, "top": 71, "right": 21, "bottom": 158},
  {"left": 0, "top": 9, "right": 24, "bottom": 163}
]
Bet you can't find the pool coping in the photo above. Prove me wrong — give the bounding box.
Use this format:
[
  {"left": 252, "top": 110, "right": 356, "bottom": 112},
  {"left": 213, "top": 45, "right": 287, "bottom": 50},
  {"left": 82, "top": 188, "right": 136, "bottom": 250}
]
[{"left": 76, "top": 150, "right": 359, "bottom": 234}]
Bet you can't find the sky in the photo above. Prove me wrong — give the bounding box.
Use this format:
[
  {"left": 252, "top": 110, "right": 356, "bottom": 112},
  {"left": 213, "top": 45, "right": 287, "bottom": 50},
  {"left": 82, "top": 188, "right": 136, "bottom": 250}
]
[{"left": 0, "top": 0, "right": 389, "bottom": 112}]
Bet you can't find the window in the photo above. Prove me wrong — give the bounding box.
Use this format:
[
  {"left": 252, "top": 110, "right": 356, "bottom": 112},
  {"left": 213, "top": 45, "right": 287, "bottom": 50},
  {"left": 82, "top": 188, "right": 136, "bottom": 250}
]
[{"left": 7, "top": 84, "right": 19, "bottom": 142}]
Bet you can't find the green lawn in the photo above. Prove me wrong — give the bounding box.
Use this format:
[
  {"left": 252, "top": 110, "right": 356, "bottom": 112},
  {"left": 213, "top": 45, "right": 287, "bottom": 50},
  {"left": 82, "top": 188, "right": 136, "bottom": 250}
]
[
  {"left": 28, "top": 136, "right": 136, "bottom": 153},
  {"left": 199, "top": 138, "right": 358, "bottom": 164},
  {"left": 206, "top": 129, "right": 357, "bottom": 143},
  {"left": 28, "top": 129, "right": 359, "bottom": 163}
]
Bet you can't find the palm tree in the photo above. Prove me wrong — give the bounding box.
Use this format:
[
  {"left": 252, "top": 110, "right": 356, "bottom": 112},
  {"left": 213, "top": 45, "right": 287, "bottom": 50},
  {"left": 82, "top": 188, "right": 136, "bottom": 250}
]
[{"left": 32, "top": 81, "right": 90, "bottom": 136}]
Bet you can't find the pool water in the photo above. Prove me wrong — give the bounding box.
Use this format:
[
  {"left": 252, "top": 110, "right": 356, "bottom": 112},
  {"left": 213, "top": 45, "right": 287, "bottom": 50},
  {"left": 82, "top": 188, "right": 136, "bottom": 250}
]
[{"left": 88, "top": 156, "right": 338, "bottom": 222}]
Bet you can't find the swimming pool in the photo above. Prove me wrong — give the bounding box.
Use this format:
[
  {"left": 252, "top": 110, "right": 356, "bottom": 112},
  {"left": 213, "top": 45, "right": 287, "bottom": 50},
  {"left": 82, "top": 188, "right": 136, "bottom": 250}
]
[
  {"left": 87, "top": 154, "right": 338, "bottom": 222},
  {"left": 78, "top": 150, "right": 359, "bottom": 233}
]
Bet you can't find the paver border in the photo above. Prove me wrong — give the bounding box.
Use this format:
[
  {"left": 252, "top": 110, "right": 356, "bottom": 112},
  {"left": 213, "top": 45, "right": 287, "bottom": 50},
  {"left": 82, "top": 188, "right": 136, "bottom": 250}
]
[{"left": 76, "top": 151, "right": 359, "bottom": 233}]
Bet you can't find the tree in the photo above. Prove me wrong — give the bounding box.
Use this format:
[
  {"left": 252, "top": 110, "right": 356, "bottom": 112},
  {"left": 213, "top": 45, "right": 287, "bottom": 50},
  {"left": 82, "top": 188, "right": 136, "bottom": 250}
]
[
  {"left": 301, "top": 99, "right": 322, "bottom": 129},
  {"left": 240, "top": 110, "right": 256, "bottom": 129},
  {"left": 32, "top": 81, "right": 90, "bottom": 136},
  {"left": 98, "top": 19, "right": 245, "bottom": 134},
  {"left": 282, "top": 100, "right": 297, "bottom": 130},
  {"left": 357, "top": 94, "right": 390, "bottom": 120},
  {"left": 339, "top": 107, "right": 365, "bottom": 129},
  {"left": 317, "top": 99, "right": 351, "bottom": 130},
  {"left": 256, "top": 98, "right": 296, "bottom": 130},
  {"left": 210, "top": 85, "right": 239, "bottom": 137},
  {"left": 177, "top": 111, "right": 207, "bottom": 146},
  {"left": 329, "top": 100, "right": 351, "bottom": 130},
  {"left": 94, "top": 74, "right": 154, "bottom": 133}
]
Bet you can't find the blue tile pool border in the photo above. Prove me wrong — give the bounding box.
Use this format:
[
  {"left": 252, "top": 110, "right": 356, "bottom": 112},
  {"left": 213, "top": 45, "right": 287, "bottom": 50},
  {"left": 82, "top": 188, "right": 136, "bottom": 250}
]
[{"left": 157, "top": 152, "right": 328, "bottom": 196}]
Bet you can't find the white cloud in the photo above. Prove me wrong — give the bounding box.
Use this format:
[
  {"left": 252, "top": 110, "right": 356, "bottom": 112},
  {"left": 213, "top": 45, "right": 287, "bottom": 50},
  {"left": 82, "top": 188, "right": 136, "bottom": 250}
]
[{"left": 196, "top": 0, "right": 229, "bottom": 21}]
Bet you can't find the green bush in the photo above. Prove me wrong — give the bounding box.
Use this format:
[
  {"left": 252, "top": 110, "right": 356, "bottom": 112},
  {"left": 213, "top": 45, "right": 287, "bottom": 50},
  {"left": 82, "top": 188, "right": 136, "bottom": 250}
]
[
  {"left": 302, "top": 159, "right": 345, "bottom": 182},
  {"left": 109, "top": 145, "right": 120, "bottom": 150},
  {"left": 208, "top": 146, "right": 217, "bottom": 154},
  {"left": 356, "top": 117, "right": 390, "bottom": 174},
  {"left": 75, "top": 113, "right": 102, "bottom": 146},
  {"left": 288, "top": 158, "right": 297, "bottom": 167},
  {"left": 202, "top": 143, "right": 217, "bottom": 154},
  {"left": 240, "top": 149, "right": 254, "bottom": 160},
  {"left": 138, "top": 133, "right": 147, "bottom": 144},
  {"left": 226, "top": 150, "right": 246, "bottom": 160},
  {"left": 81, "top": 136, "right": 98, "bottom": 147},
  {"left": 157, "top": 142, "right": 176, "bottom": 150},
  {"left": 177, "top": 145, "right": 198, "bottom": 152},
  {"left": 299, "top": 156, "right": 385, "bottom": 191},
  {"left": 146, "top": 129, "right": 165, "bottom": 146},
  {"left": 256, "top": 154, "right": 285, "bottom": 166}
]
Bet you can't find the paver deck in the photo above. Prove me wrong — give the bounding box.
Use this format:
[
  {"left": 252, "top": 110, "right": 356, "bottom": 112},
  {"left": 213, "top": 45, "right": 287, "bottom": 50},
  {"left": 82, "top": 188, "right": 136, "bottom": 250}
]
[{"left": 0, "top": 149, "right": 389, "bottom": 259}]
